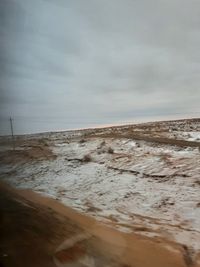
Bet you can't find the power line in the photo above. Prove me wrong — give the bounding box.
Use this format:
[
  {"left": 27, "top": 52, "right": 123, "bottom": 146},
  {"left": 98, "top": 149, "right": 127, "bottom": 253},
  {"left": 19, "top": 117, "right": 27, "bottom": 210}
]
[{"left": 10, "top": 117, "right": 15, "bottom": 150}]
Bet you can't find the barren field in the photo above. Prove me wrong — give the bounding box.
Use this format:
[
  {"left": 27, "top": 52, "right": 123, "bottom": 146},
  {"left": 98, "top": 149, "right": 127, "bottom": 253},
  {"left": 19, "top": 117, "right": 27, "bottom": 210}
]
[{"left": 0, "top": 118, "right": 200, "bottom": 266}]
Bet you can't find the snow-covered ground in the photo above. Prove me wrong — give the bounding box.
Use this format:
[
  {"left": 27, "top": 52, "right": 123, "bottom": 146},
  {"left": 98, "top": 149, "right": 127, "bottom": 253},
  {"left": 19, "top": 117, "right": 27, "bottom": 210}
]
[
  {"left": 166, "top": 131, "right": 200, "bottom": 142},
  {"left": 0, "top": 119, "right": 200, "bottom": 254}
]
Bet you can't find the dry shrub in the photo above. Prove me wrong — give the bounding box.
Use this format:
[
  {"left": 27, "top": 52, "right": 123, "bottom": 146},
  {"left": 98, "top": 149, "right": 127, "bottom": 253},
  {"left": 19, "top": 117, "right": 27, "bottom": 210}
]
[
  {"left": 100, "top": 140, "right": 106, "bottom": 146},
  {"left": 82, "top": 154, "right": 92, "bottom": 163},
  {"left": 107, "top": 147, "right": 114, "bottom": 154},
  {"left": 97, "top": 141, "right": 106, "bottom": 150},
  {"left": 195, "top": 180, "right": 200, "bottom": 186},
  {"left": 79, "top": 139, "right": 86, "bottom": 144},
  {"left": 38, "top": 138, "right": 49, "bottom": 146}
]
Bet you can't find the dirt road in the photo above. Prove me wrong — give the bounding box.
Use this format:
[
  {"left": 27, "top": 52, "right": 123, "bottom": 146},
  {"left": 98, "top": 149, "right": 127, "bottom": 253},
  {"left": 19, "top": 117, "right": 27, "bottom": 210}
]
[{"left": 1, "top": 182, "right": 199, "bottom": 267}]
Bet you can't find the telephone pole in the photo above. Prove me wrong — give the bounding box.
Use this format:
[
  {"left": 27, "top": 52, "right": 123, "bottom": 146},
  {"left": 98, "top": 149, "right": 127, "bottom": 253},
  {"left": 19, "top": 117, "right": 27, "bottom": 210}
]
[{"left": 10, "top": 117, "right": 15, "bottom": 150}]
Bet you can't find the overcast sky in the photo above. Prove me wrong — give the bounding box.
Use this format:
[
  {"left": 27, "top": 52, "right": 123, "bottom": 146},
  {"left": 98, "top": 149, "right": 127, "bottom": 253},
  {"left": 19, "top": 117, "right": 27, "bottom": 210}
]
[{"left": 0, "top": 0, "right": 200, "bottom": 134}]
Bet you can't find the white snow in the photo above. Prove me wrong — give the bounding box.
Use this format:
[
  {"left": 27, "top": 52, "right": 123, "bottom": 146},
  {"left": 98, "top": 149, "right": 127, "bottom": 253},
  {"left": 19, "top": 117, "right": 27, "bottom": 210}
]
[{"left": 1, "top": 121, "right": 200, "bottom": 253}]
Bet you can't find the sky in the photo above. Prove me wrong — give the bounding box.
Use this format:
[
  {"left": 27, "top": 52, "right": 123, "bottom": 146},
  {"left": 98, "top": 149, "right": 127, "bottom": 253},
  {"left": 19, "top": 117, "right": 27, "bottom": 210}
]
[{"left": 0, "top": 0, "right": 200, "bottom": 135}]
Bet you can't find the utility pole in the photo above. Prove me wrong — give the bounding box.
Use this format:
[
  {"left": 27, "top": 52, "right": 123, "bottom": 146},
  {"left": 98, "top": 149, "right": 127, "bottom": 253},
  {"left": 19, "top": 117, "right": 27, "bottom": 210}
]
[{"left": 10, "top": 117, "right": 15, "bottom": 150}]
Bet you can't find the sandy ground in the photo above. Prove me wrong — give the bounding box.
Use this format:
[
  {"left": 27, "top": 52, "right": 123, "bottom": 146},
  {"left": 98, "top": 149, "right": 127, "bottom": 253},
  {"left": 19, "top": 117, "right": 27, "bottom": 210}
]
[
  {"left": 0, "top": 118, "right": 200, "bottom": 266},
  {"left": 1, "top": 182, "right": 200, "bottom": 267}
]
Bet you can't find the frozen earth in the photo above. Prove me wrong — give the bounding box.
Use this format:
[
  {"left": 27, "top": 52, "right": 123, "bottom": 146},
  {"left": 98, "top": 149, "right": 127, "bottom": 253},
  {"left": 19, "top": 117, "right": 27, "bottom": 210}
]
[{"left": 0, "top": 118, "right": 200, "bottom": 256}]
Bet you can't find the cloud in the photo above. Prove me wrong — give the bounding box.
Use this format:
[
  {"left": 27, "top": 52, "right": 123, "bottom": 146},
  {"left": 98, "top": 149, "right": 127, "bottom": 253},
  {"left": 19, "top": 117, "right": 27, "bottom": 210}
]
[{"left": 0, "top": 0, "right": 200, "bottom": 134}]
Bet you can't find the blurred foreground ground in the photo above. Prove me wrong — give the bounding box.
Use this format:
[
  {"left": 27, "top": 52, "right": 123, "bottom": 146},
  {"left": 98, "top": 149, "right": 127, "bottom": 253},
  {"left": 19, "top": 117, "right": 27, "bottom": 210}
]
[{"left": 0, "top": 182, "right": 200, "bottom": 267}]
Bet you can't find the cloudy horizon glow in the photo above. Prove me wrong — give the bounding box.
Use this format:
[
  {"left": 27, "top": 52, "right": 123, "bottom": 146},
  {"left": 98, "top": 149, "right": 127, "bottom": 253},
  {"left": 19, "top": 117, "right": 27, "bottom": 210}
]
[{"left": 0, "top": 0, "right": 200, "bottom": 135}]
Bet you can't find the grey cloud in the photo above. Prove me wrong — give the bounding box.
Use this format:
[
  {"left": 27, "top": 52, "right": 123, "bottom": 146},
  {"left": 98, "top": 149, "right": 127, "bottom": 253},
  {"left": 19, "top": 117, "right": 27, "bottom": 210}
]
[{"left": 0, "top": 0, "right": 200, "bottom": 134}]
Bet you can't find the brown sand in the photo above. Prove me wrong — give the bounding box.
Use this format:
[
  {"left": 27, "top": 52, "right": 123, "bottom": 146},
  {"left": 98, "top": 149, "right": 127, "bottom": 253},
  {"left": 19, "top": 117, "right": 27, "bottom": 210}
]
[{"left": 1, "top": 182, "right": 200, "bottom": 267}]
